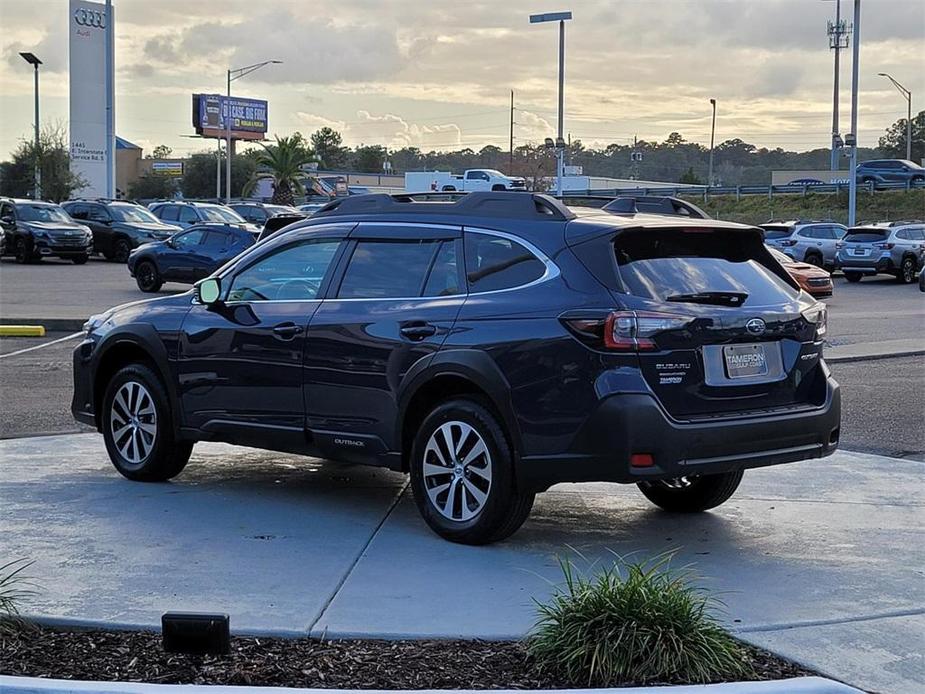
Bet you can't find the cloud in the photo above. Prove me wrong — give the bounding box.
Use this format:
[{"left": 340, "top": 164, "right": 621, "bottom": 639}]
[{"left": 296, "top": 110, "right": 463, "bottom": 150}]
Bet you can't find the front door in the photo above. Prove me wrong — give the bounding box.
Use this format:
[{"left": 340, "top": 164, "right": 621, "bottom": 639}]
[
  {"left": 178, "top": 231, "right": 347, "bottom": 452},
  {"left": 303, "top": 223, "right": 466, "bottom": 459},
  {"left": 161, "top": 227, "right": 206, "bottom": 282}
]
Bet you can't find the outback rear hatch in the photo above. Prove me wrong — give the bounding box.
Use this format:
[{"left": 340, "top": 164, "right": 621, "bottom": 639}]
[
  {"left": 841, "top": 228, "right": 889, "bottom": 259},
  {"left": 580, "top": 224, "right": 827, "bottom": 419}
]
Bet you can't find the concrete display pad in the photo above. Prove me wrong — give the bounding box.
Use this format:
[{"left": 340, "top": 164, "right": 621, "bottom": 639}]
[{"left": 1, "top": 435, "right": 922, "bottom": 692}]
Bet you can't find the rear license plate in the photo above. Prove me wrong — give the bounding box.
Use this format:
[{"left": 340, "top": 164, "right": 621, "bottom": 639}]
[
  {"left": 852, "top": 248, "right": 867, "bottom": 255},
  {"left": 723, "top": 343, "right": 769, "bottom": 379}
]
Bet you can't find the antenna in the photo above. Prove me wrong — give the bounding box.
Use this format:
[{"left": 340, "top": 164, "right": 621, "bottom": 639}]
[{"left": 825, "top": 0, "right": 852, "bottom": 171}]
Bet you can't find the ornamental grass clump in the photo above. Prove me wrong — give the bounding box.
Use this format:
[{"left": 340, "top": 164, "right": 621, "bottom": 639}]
[
  {"left": 527, "top": 554, "right": 750, "bottom": 686},
  {"left": 0, "top": 559, "right": 36, "bottom": 634}
]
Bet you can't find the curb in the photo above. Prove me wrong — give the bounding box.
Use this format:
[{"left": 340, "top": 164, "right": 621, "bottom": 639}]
[
  {"left": 826, "top": 348, "right": 925, "bottom": 363},
  {"left": 0, "top": 675, "right": 864, "bottom": 694},
  {"left": 0, "top": 317, "right": 86, "bottom": 332},
  {"left": 0, "top": 325, "right": 45, "bottom": 337}
]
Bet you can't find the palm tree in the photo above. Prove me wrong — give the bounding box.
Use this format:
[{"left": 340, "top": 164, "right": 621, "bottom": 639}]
[{"left": 243, "top": 135, "right": 316, "bottom": 205}]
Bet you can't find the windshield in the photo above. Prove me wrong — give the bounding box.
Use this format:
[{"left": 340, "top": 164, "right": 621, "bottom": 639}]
[
  {"left": 614, "top": 228, "right": 799, "bottom": 306},
  {"left": 110, "top": 205, "right": 160, "bottom": 223},
  {"left": 760, "top": 226, "right": 793, "bottom": 240},
  {"left": 16, "top": 204, "right": 72, "bottom": 223},
  {"left": 844, "top": 229, "right": 888, "bottom": 243},
  {"left": 200, "top": 206, "right": 246, "bottom": 224}
]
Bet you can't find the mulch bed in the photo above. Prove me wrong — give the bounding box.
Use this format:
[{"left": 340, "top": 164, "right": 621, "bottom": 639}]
[{"left": 0, "top": 624, "right": 814, "bottom": 689}]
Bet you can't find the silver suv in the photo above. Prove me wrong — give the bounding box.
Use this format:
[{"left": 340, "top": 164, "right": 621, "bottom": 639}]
[
  {"left": 836, "top": 222, "right": 925, "bottom": 284},
  {"left": 760, "top": 220, "right": 848, "bottom": 270}
]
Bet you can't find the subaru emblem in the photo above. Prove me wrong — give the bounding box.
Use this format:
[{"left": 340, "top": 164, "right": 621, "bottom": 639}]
[{"left": 745, "top": 318, "right": 766, "bottom": 335}]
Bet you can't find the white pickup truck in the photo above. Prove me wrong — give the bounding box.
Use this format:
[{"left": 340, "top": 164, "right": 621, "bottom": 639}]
[{"left": 405, "top": 169, "right": 527, "bottom": 193}]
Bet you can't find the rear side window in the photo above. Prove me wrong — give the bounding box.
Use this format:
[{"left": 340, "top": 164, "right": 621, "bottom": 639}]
[
  {"left": 844, "top": 229, "right": 887, "bottom": 243},
  {"left": 159, "top": 206, "right": 179, "bottom": 222},
  {"left": 464, "top": 234, "right": 545, "bottom": 292},
  {"left": 338, "top": 240, "right": 439, "bottom": 298},
  {"left": 613, "top": 228, "right": 798, "bottom": 306},
  {"left": 202, "top": 231, "right": 228, "bottom": 248},
  {"left": 423, "top": 241, "right": 462, "bottom": 297},
  {"left": 761, "top": 226, "right": 792, "bottom": 240},
  {"left": 179, "top": 207, "right": 199, "bottom": 224}
]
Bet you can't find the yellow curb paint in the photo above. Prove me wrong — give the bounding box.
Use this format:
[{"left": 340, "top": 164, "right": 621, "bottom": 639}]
[{"left": 0, "top": 325, "right": 46, "bottom": 337}]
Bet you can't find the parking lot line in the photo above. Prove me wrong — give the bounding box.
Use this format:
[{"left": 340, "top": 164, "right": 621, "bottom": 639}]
[{"left": 0, "top": 332, "right": 83, "bottom": 360}]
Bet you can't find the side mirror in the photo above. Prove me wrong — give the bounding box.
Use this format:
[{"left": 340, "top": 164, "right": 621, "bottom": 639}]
[
  {"left": 0, "top": 215, "right": 13, "bottom": 226},
  {"left": 196, "top": 277, "right": 222, "bottom": 305}
]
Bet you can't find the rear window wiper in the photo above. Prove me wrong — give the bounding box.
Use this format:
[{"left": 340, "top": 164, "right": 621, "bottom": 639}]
[{"left": 665, "top": 291, "right": 748, "bottom": 306}]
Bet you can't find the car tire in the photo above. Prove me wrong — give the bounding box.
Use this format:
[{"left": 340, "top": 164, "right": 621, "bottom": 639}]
[
  {"left": 897, "top": 257, "right": 916, "bottom": 284},
  {"left": 410, "top": 398, "right": 534, "bottom": 545},
  {"left": 135, "top": 260, "right": 163, "bottom": 292},
  {"left": 804, "top": 252, "right": 823, "bottom": 267},
  {"left": 72, "top": 254, "right": 89, "bottom": 265},
  {"left": 844, "top": 271, "right": 863, "bottom": 283},
  {"left": 637, "top": 470, "right": 743, "bottom": 513},
  {"left": 101, "top": 363, "right": 193, "bottom": 482},
  {"left": 113, "top": 238, "right": 131, "bottom": 263},
  {"left": 14, "top": 238, "right": 32, "bottom": 264}
]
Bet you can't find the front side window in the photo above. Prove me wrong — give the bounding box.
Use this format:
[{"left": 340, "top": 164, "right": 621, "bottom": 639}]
[
  {"left": 87, "top": 206, "right": 111, "bottom": 222},
  {"left": 172, "top": 229, "right": 205, "bottom": 250},
  {"left": 465, "top": 234, "right": 546, "bottom": 292},
  {"left": 338, "top": 240, "right": 439, "bottom": 299},
  {"left": 158, "top": 205, "right": 179, "bottom": 222},
  {"left": 228, "top": 239, "right": 340, "bottom": 302}
]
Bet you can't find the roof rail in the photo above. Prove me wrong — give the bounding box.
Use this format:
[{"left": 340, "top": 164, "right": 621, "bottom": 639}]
[{"left": 313, "top": 191, "right": 575, "bottom": 221}]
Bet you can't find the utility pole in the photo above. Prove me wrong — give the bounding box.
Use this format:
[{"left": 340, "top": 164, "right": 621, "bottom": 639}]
[
  {"left": 708, "top": 98, "right": 717, "bottom": 187},
  {"left": 847, "top": 0, "right": 861, "bottom": 226},
  {"left": 879, "top": 73, "right": 912, "bottom": 161},
  {"left": 827, "top": 0, "right": 850, "bottom": 171},
  {"left": 105, "top": 0, "right": 115, "bottom": 198},
  {"left": 509, "top": 90, "right": 514, "bottom": 171}
]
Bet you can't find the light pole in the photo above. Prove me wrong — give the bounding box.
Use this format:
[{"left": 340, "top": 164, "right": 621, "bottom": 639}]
[
  {"left": 847, "top": 0, "right": 861, "bottom": 227},
  {"left": 878, "top": 73, "right": 912, "bottom": 161},
  {"left": 19, "top": 52, "right": 42, "bottom": 200},
  {"left": 225, "top": 60, "right": 281, "bottom": 203},
  {"left": 708, "top": 98, "right": 716, "bottom": 187},
  {"left": 530, "top": 11, "right": 572, "bottom": 197}
]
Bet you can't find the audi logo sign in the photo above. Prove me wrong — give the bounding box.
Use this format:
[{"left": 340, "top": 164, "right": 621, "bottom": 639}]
[{"left": 74, "top": 7, "right": 106, "bottom": 28}]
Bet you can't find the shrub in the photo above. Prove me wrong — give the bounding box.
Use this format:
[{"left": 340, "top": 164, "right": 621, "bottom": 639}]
[
  {"left": 0, "top": 559, "right": 36, "bottom": 633},
  {"left": 527, "top": 554, "right": 750, "bottom": 686}
]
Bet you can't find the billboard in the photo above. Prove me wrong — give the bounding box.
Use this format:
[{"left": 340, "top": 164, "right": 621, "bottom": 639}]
[
  {"left": 69, "top": 0, "right": 111, "bottom": 197},
  {"left": 192, "top": 94, "right": 268, "bottom": 141},
  {"left": 151, "top": 161, "right": 184, "bottom": 177}
]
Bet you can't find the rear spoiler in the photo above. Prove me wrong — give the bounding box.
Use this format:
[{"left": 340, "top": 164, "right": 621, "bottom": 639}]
[{"left": 257, "top": 213, "right": 307, "bottom": 242}]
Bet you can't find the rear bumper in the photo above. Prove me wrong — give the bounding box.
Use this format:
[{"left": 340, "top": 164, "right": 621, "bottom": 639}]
[
  {"left": 517, "top": 374, "right": 840, "bottom": 492},
  {"left": 836, "top": 255, "right": 895, "bottom": 274}
]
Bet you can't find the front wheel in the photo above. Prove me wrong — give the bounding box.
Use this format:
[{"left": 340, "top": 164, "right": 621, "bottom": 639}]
[
  {"left": 844, "top": 271, "right": 863, "bottom": 283},
  {"left": 410, "top": 399, "right": 534, "bottom": 545},
  {"left": 637, "top": 470, "right": 743, "bottom": 513},
  {"left": 897, "top": 257, "right": 916, "bottom": 284},
  {"left": 14, "top": 238, "right": 32, "bottom": 264},
  {"left": 102, "top": 363, "right": 193, "bottom": 482},
  {"left": 113, "top": 238, "right": 131, "bottom": 263},
  {"left": 72, "top": 254, "right": 89, "bottom": 265}
]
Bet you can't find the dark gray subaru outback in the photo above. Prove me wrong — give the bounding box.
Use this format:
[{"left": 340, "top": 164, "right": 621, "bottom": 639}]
[{"left": 73, "top": 192, "right": 840, "bottom": 544}]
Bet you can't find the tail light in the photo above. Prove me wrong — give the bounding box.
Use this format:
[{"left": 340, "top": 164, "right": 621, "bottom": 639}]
[
  {"left": 875, "top": 242, "right": 895, "bottom": 250},
  {"left": 779, "top": 239, "right": 798, "bottom": 247},
  {"left": 835, "top": 242, "right": 845, "bottom": 249},
  {"left": 604, "top": 311, "right": 694, "bottom": 351},
  {"left": 802, "top": 303, "right": 827, "bottom": 339}
]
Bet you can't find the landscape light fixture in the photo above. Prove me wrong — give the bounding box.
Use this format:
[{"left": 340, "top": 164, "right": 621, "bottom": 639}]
[
  {"left": 878, "top": 72, "right": 912, "bottom": 161},
  {"left": 529, "top": 11, "right": 572, "bottom": 197},
  {"left": 225, "top": 60, "right": 282, "bottom": 203},
  {"left": 162, "top": 612, "right": 230, "bottom": 656},
  {"left": 19, "top": 52, "right": 42, "bottom": 200}
]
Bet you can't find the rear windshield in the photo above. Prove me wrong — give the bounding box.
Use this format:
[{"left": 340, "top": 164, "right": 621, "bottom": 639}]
[
  {"left": 614, "top": 228, "right": 798, "bottom": 306},
  {"left": 844, "top": 229, "right": 887, "bottom": 243},
  {"left": 760, "top": 226, "right": 793, "bottom": 240}
]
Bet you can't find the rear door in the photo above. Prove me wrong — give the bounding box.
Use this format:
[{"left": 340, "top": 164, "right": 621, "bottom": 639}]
[
  {"left": 611, "top": 227, "right": 822, "bottom": 419},
  {"left": 302, "top": 223, "right": 465, "bottom": 457}
]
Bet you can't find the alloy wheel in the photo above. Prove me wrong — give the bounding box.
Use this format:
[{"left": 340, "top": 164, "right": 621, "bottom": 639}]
[
  {"left": 422, "top": 420, "right": 492, "bottom": 522},
  {"left": 109, "top": 381, "right": 157, "bottom": 465},
  {"left": 902, "top": 259, "right": 914, "bottom": 283},
  {"left": 137, "top": 262, "right": 157, "bottom": 290}
]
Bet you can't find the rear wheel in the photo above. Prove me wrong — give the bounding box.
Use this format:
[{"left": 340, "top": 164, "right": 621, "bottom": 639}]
[
  {"left": 897, "top": 257, "right": 916, "bottom": 284},
  {"left": 804, "top": 252, "right": 823, "bottom": 267},
  {"left": 844, "top": 271, "right": 863, "bottom": 283},
  {"left": 135, "top": 260, "right": 163, "bottom": 292},
  {"left": 72, "top": 254, "right": 89, "bottom": 265},
  {"left": 637, "top": 470, "right": 743, "bottom": 513},
  {"left": 410, "top": 399, "right": 534, "bottom": 544},
  {"left": 102, "top": 363, "right": 193, "bottom": 482}
]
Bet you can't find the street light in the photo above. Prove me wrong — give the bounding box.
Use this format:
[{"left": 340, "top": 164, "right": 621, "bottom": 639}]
[
  {"left": 847, "top": 0, "right": 861, "bottom": 227},
  {"left": 878, "top": 72, "right": 912, "bottom": 161},
  {"left": 529, "top": 11, "right": 572, "bottom": 197},
  {"left": 225, "top": 60, "right": 281, "bottom": 203},
  {"left": 708, "top": 98, "right": 717, "bottom": 187},
  {"left": 19, "top": 52, "right": 42, "bottom": 200}
]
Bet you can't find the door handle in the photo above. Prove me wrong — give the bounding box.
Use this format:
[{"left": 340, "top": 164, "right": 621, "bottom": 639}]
[
  {"left": 272, "top": 322, "right": 303, "bottom": 339},
  {"left": 400, "top": 323, "right": 437, "bottom": 340}
]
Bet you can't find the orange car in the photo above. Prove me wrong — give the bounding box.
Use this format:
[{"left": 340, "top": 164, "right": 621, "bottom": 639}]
[{"left": 769, "top": 247, "right": 834, "bottom": 298}]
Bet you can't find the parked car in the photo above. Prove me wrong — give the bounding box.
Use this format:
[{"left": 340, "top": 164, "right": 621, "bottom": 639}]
[
  {"left": 405, "top": 169, "right": 526, "bottom": 193},
  {"left": 62, "top": 199, "right": 182, "bottom": 262},
  {"left": 856, "top": 159, "right": 925, "bottom": 186},
  {"left": 0, "top": 197, "right": 93, "bottom": 264},
  {"left": 767, "top": 247, "right": 834, "bottom": 298},
  {"left": 73, "top": 192, "right": 839, "bottom": 544},
  {"left": 760, "top": 220, "right": 847, "bottom": 269},
  {"left": 126, "top": 223, "right": 257, "bottom": 292},
  {"left": 835, "top": 222, "right": 925, "bottom": 283},
  {"left": 228, "top": 202, "right": 302, "bottom": 226},
  {"left": 149, "top": 201, "right": 260, "bottom": 234}
]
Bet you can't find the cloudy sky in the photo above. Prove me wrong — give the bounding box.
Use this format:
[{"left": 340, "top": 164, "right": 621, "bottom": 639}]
[{"left": 1, "top": 0, "right": 923, "bottom": 160}]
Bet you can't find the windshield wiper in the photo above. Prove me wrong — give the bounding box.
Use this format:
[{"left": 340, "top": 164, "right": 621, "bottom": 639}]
[{"left": 665, "top": 291, "right": 748, "bottom": 307}]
